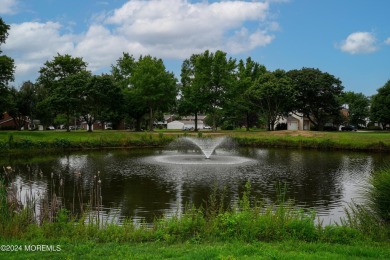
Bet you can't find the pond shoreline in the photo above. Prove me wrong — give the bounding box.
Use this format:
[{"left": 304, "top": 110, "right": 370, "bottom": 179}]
[{"left": 1, "top": 130, "right": 390, "bottom": 155}]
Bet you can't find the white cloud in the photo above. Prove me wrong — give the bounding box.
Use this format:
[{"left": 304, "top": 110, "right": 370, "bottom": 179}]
[
  {"left": 385, "top": 37, "right": 390, "bottom": 45},
  {"left": 338, "top": 32, "right": 378, "bottom": 54},
  {"left": 3, "top": 22, "right": 75, "bottom": 81},
  {"left": 3, "top": 0, "right": 284, "bottom": 85},
  {"left": 0, "top": 0, "right": 18, "bottom": 14},
  {"left": 102, "top": 0, "right": 275, "bottom": 58}
]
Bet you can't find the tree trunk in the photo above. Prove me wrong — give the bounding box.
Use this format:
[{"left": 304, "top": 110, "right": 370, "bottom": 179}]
[
  {"left": 194, "top": 112, "right": 198, "bottom": 132},
  {"left": 212, "top": 113, "right": 216, "bottom": 132},
  {"left": 87, "top": 121, "right": 93, "bottom": 132},
  {"left": 246, "top": 112, "right": 250, "bottom": 131},
  {"left": 135, "top": 117, "right": 142, "bottom": 131},
  {"left": 66, "top": 112, "right": 70, "bottom": 132},
  {"left": 149, "top": 107, "right": 153, "bottom": 131}
]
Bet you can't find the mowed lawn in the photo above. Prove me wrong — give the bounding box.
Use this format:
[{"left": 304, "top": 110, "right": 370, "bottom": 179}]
[{"left": 0, "top": 129, "right": 389, "bottom": 151}]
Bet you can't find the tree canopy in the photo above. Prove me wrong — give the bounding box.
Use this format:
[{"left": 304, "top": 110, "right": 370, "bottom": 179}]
[
  {"left": 287, "top": 68, "right": 344, "bottom": 131},
  {"left": 341, "top": 91, "right": 370, "bottom": 127},
  {"left": 129, "top": 55, "right": 177, "bottom": 131},
  {"left": 371, "top": 80, "right": 390, "bottom": 128},
  {"left": 0, "top": 18, "right": 15, "bottom": 119},
  {"left": 37, "top": 54, "right": 90, "bottom": 131},
  {"left": 249, "top": 70, "right": 293, "bottom": 131}
]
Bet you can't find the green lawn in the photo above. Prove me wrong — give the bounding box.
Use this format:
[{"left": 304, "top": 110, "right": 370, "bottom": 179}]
[
  {"left": 1, "top": 129, "right": 390, "bottom": 152},
  {"left": 1, "top": 239, "right": 389, "bottom": 259}
]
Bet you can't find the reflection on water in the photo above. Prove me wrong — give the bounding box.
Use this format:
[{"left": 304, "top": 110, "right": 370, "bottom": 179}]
[{"left": 1, "top": 147, "right": 388, "bottom": 225}]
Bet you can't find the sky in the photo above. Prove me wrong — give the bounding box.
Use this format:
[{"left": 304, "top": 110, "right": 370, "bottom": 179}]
[{"left": 1, "top": 0, "right": 390, "bottom": 96}]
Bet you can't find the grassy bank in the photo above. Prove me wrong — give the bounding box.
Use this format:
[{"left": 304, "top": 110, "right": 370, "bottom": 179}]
[
  {"left": 229, "top": 130, "right": 390, "bottom": 151},
  {"left": 1, "top": 130, "right": 390, "bottom": 153}
]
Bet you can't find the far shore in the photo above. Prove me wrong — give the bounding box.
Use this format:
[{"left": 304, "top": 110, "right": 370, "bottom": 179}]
[{"left": 0, "top": 129, "right": 389, "bottom": 154}]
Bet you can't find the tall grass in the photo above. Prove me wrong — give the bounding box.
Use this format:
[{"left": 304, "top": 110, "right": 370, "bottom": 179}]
[
  {"left": 368, "top": 168, "right": 390, "bottom": 222},
  {"left": 341, "top": 167, "right": 390, "bottom": 241}
]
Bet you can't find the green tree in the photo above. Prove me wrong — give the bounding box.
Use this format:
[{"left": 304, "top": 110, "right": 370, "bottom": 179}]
[
  {"left": 37, "top": 54, "right": 90, "bottom": 131},
  {"left": 7, "top": 82, "right": 36, "bottom": 130},
  {"left": 340, "top": 91, "right": 370, "bottom": 127},
  {"left": 34, "top": 83, "right": 55, "bottom": 129},
  {"left": 287, "top": 68, "right": 344, "bottom": 131},
  {"left": 80, "top": 74, "right": 124, "bottom": 131},
  {"left": 111, "top": 53, "right": 147, "bottom": 131},
  {"left": 179, "top": 50, "right": 235, "bottom": 131},
  {"left": 225, "top": 57, "right": 266, "bottom": 131},
  {"left": 371, "top": 80, "right": 390, "bottom": 129},
  {"left": 249, "top": 70, "right": 293, "bottom": 131},
  {"left": 130, "top": 55, "right": 177, "bottom": 131},
  {"left": 111, "top": 52, "right": 136, "bottom": 88},
  {"left": 207, "top": 51, "right": 236, "bottom": 130},
  {"left": 178, "top": 54, "right": 208, "bottom": 131},
  {"left": 0, "top": 18, "right": 15, "bottom": 119}
]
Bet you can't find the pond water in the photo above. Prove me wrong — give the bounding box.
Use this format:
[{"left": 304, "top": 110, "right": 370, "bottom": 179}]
[{"left": 1, "top": 139, "right": 389, "bottom": 225}]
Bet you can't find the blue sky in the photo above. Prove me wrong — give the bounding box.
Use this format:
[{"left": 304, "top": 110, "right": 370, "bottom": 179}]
[{"left": 1, "top": 0, "right": 390, "bottom": 96}]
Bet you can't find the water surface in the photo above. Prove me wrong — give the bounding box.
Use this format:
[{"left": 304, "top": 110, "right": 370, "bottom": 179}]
[{"left": 1, "top": 146, "right": 388, "bottom": 225}]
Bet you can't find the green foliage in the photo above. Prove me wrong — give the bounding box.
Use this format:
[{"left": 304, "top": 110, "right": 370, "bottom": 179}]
[
  {"left": 371, "top": 80, "right": 390, "bottom": 127},
  {"left": 0, "top": 178, "right": 9, "bottom": 221},
  {"left": 81, "top": 74, "right": 124, "bottom": 132},
  {"left": 0, "top": 18, "right": 15, "bottom": 90},
  {"left": 249, "top": 69, "right": 293, "bottom": 131},
  {"left": 322, "top": 225, "right": 362, "bottom": 244},
  {"left": 287, "top": 68, "right": 344, "bottom": 131},
  {"left": 368, "top": 168, "right": 390, "bottom": 223},
  {"left": 341, "top": 91, "right": 370, "bottom": 126},
  {"left": 37, "top": 54, "right": 91, "bottom": 131},
  {"left": 53, "top": 138, "right": 72, "bottom": 148},
  {"left": 130, "top": 55, "right": 177, "bottom": 131},
  {"left": 179, "top": 50, "right": 235, "bottom": 131}
]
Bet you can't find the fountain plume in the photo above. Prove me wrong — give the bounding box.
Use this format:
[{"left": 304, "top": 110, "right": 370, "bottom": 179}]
[{"left": 183, "top": 137, "right": 226, "bottom": 159}]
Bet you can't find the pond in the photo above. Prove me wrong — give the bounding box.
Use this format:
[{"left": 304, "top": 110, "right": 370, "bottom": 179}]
[{"left": 1, "top": 138, "right": 389, "bottom": 225}]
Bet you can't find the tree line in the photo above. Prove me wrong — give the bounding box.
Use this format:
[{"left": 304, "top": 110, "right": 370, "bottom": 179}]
[{"left": 1, "top": 18, "right": 389, "bottom": 132}]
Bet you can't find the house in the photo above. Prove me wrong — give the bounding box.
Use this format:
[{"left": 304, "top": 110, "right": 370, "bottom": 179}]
[
  {"left": 166, "top": 117, "right": 207, "bottom": 130},
  {"left": 181, "top": 120, "right": 204, "bottom": 130},
  {"left": 0, "top": 112, "right": 29, "bottom": 130},
  {"left": 167, "top": 120, "right": 184, "bottom": 130},
  {"left": 286, "top": 114, "right": 312, "bottom": 130}
]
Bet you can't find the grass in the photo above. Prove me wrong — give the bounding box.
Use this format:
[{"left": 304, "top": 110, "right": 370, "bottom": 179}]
[
  {"left": 1, "top": 239, "right": 389, "bottom": 259},
  {"left": 227, "top": 130, "right": 390, "bottom": 151},
  {"left": 1, "top": 129, "right": 390, "bottom": 153}
]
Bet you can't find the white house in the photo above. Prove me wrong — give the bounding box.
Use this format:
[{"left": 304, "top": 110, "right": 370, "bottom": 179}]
[
  {"left": 167, "top": 120, "right": 185, "bottom": 130},
  {"left": 276, "top": 113, "right": 312, "bottom": 130},
  {"left": 287, "top": 114, "right": 311, "bottom": 130}
]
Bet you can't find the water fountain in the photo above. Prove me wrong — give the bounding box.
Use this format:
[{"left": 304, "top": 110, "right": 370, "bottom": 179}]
[
  {"left": 150, "top": 136, "right": 253, "bottom": 165},
  {"left": 183, "top": 136, "right": 226, "bottom": 159}
]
